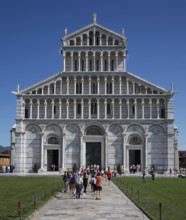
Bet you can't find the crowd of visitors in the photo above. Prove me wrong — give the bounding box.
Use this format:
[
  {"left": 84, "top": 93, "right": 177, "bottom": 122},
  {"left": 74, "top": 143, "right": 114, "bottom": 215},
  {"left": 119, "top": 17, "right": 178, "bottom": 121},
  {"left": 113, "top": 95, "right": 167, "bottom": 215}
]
[
  {"left": 129, "top": 164, "right": 141, "bottom": 173},
  {"left": 62, "top": 165, "right": 112, "bottom": 200},
  {"left": 0, "top": 164, "right": 14, "bottom": 173}
]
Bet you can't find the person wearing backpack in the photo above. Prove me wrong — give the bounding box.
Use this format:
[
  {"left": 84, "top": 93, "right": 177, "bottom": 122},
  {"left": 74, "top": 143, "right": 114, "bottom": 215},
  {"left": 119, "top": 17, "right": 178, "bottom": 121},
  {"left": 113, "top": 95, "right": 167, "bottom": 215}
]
[
  {"left": 70, "top": 173, "right": 77, "bottom": 197},
  {"left": 75, "top": 174, "right": 83, "bottom": 198}
]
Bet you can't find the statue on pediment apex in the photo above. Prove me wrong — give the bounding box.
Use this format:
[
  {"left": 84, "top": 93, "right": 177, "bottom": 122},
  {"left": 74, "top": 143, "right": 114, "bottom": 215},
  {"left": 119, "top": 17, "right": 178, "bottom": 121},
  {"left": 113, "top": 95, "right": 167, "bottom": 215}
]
[{"left": 93, "top": 13, "right": 96, "bottom": 24}]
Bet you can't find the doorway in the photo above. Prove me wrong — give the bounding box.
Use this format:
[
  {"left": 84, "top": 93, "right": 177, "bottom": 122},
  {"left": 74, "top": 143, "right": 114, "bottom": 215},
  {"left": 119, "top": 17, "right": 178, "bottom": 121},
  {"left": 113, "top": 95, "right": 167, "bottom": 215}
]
[
  {"left": 47, "top": 150, "right": 59, "bottom": 171},
  {"left": 129, "top": 150, "right": 141, "bottom": 167},
  {"left": 86, "top": 142, "right": 101, "bottom": 168}
]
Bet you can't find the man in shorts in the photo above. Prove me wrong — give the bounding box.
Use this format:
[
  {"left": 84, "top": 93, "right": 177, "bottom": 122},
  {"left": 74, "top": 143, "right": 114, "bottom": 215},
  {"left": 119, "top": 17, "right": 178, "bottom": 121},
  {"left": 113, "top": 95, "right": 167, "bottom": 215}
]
[{"left": 95, "top": 172, "right": 102, "bottom": 200}]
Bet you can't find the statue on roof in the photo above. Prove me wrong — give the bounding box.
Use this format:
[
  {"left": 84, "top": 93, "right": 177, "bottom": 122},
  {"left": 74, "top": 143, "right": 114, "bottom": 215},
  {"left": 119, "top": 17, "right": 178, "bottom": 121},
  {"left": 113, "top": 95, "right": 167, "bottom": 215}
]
[
  {"left": 64, "top": 28, "right": 67, "bottom": 36},
  {"left": 17, "top": 84, "right": 20, "bottom": 93},
  {"left": 122, "top": 28, "right": 125, "bottom": 36},
  {"left": 93, "top": 13, "right": 97, "bottom": 24}
]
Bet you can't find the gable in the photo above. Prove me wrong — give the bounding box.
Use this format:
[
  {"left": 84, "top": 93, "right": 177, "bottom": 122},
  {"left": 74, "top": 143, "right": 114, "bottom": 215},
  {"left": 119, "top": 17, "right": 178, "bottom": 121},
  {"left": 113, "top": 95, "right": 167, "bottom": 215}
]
[
  {"left": 18, "top": 70, "right": 168, "bottom": 97},
  {"left": 62, "top": 23, "right": 127, "bottom": 47}
]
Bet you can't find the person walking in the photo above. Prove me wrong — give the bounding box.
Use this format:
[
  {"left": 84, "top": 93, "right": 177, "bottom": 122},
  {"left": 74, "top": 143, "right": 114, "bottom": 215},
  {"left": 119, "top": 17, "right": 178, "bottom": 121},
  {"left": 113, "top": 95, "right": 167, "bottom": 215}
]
[
  {"left": 106, "top": 169, "right": 112, "bottom": 185},
  {"left": 151, "top": 171, "right": 155, "bottom": 181},
  {"left": 83, "top": 174, "right": 88, "bottom": 195},
  {"left": 63, "top": 171, "right": 68, "bottom": 193},
  {"left": 95, "top": 172, "right": 102, "bottom": 200},
  {"left": 142, "top": 170, "right": 146, "bottom": 183}
]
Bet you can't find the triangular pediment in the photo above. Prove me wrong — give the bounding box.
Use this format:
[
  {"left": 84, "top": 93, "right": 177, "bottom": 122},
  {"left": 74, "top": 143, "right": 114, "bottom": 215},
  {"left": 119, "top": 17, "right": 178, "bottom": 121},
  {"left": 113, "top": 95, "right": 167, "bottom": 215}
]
[
  {"left": 64, "top": 23, "right": 125, "bottom": 40},
  {"left": 62, "top": 22, "right": 127, "bottom": 46},
  {"left": 18, "top": 70, "right": 169, "bottom": 96}
]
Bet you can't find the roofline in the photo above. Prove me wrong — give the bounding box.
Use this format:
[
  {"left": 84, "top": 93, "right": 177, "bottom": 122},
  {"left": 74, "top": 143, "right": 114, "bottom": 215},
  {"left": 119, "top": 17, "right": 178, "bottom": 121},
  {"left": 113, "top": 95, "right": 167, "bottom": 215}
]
[
  {"left": 62, "top": 22, "right": 126, "bottom": 41},
  {"left": 19, "top": 72, "right": 62, "bottom": 94},
  {"left": 126, "top": 71, "right": 168, "bottom": 92},
  {"left": 18, "top": 70, "right": 169, "bottom": 95}
]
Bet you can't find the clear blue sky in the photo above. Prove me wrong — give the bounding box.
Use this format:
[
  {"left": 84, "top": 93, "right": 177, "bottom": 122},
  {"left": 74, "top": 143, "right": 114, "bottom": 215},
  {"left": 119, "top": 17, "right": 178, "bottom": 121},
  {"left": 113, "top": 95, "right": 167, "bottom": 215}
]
[{"left": 0, "top": 0, "right": 186, "bottom": 149}]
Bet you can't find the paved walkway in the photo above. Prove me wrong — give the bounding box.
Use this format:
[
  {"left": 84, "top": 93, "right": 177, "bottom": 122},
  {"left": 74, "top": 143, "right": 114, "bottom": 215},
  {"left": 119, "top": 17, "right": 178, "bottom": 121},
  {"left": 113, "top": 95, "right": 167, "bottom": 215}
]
[{"left": 27, "top": 179, "right": 149, "bottom": 220}]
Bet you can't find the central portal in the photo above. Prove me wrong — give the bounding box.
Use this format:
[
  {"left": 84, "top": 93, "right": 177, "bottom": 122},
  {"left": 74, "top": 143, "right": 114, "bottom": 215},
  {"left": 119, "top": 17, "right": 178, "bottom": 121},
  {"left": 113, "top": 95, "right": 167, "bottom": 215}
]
[
  {"left": 129, "top": 150, "right": 141, "bottom": 167},
  {"left": 86, "top": 142, "right": 101, "bottom": 168}
]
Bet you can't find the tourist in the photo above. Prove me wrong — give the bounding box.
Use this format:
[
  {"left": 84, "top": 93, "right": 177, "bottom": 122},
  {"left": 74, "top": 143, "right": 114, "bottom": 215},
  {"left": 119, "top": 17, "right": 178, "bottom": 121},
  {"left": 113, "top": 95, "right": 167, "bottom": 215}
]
[
  {"left": 142, "top": 170, "right": 146, "bottom": 183},
  {"left": 90, "top": 174, "right": 96, "bottom": 192},
  {"left": 69, "top": 172, "right": 77, "bottom": 197},
  {"left": 83, "top": 174, "right": 88, "bottom": 195},
  {"left": 106, "top": 169, "right": 112, "bottom": 185},
  {"left": 51, "top": 163, "right": 56, "bottom": 171},
  {"left": 95, "top": 172, "right": 102, "bottom": 200},
  {"left": 75, "top": 174, "right": 83, "bottom": 199},
  {"left": 151, "top": 171, "right": 155, "bottom": 181},
  {"left": 63, "top": 171, "right": 68, "bottom": 193}
]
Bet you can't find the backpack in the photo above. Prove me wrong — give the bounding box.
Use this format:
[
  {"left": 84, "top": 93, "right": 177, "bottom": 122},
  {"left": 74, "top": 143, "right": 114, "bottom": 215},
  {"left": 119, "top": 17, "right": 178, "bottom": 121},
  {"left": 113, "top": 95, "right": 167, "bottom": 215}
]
[
  {"left": 76, "top": 177, "right": 81, "bottom": 185},
  {"left": 71, "top": 175, "right": 76, "bottom": 184}
]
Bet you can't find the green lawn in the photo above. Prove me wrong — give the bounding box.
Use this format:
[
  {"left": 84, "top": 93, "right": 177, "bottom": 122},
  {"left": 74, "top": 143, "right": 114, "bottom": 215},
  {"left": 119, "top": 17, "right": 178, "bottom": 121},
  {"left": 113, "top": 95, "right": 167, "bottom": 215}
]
[
  {"left": 0, "top": 176, "right": 63, "bottom": 220},
  {"left": 113, "top": 176, "right": 186, "bottom": 220}
]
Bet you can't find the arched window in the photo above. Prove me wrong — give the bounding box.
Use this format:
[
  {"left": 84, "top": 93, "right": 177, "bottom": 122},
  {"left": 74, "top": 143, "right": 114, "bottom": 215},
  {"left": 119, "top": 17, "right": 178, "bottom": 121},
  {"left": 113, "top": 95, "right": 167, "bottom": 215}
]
[
  {"left": 104, "top": 60, "right": 108, "bottom": 71},
  {"left": 107, "top": 82, "right": 112, "bottom": 94},
  {"left": 53, "top": 106, "right": 56, "bottom": 114},
  {"left": 89, "top": 37, "right": 93, "bottom": 45},
  {"left": 91, "top": 102, "right": 97, "bottom": 114},
  {"left": 70, "top": 40, "right": 74, "bottom": 46},
  {"left": 81, "top": 59, "right": 84, "bottom": 71},
  {"left": 96, "top": 37, "right": 99, "bottom": 45},
  {"left": 107, "top": 103, "right": 111, "bottom": 114},
  {"left": 111, "top": 60, "right": 114, "bottom": 71},
  {"left": 96, "top": 60, "right": 99, "bottom": 71},
  {"left": 48, "top": 136, "right": 59, "bottom": 144},
  {"left": 128, "top": 135, "right": 142, "bottom": 145},
  {"left": 91, "top": 82, "right": 97, "bottom": 94},
  {"left": 77, "top": 103, "right": 81, "bottom": 114},
  {"left": 74, "top": 60, "right": 78, "bottom": 71},
  {"left": 25, "top": 108, "right": 29, "bottom": 118},
  {"left": 89, "top": 60, "right": 92, "bottom": 71},
  {"left": 86, "top": 126, "right": 103, "bottom": 135},
  {"left": 115, "top": 40, "right": 119, "bottom": 45},
  {"left": 50, "top": 85, "right": 54, "bottom": 94},
  {"left": 76, "top": 83, "right": 82, "bottom": 94}
]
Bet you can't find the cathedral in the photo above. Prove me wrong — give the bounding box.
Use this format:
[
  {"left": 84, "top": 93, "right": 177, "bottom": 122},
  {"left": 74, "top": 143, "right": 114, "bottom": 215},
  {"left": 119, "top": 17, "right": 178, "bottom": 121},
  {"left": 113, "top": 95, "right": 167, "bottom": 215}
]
[{"left": 11, "top": 14, "right": 179, "bottom": 173}]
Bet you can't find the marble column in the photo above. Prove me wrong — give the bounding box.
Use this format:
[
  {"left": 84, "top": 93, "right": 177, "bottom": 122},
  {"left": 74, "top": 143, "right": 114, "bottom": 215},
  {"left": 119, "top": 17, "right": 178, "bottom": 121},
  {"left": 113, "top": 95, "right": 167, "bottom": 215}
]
[
  {"left": 123, "top": 132, "right": 127, "bottom": 171},
  {"left": 74, "top": 100, "right": 76, "bottom": 119},
  {"left": 30, "top": 100, "right": 33, "bottom": 119},
  {"left": 81, "top": 100, "right": 84, "bottom": 119},
  {"left": 40, "top": 132, "right": 44, "bottom": 170},
  {"left": 44, "top": 99, "right": 47, "bottom": 119},
  {"left": 37, "top": 99, "right": 40, "bottom": 119},
  {"left": 104, "top": 134, "right": 108, "bottom": 169},
  {"left": 59, "top": 100, "right": 62, "bottom": 119},
  {"left": 104, "top": 99, "right": 107, "bottom": 119},
  {"left": 62, "top": 133, "right": 66, "bottom": 169},
  {"left": 71, "top": 52, "right": 73, "bottom": 72},
  {"left": 63, "top": 52, "right": 66, "bottom": 71},
  {"left": 144, "top": 133, "right": 148, "bottom": 169}
]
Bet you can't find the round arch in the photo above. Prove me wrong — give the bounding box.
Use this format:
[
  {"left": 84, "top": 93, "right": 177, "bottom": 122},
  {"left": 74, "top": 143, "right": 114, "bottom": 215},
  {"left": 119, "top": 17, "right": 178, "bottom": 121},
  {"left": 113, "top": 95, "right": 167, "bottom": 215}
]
[
  {"left": 84, "top": 122, "right": 105, "bottom": 135},
  {"left": 85, "top": 125, "right": 104, "bottom": 135},
  {"left": 125, "top": 124, "right": 145, "bottom": 134}
]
